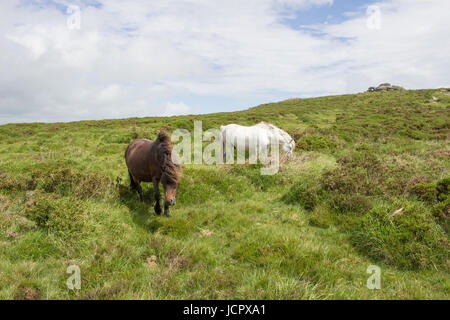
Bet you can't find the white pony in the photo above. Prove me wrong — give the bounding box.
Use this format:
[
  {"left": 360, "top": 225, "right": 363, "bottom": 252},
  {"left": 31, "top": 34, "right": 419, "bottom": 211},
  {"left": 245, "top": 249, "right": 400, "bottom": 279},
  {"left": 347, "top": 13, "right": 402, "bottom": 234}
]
[{"left": 220, "top": 122, "right": 295, "bottom": 163}]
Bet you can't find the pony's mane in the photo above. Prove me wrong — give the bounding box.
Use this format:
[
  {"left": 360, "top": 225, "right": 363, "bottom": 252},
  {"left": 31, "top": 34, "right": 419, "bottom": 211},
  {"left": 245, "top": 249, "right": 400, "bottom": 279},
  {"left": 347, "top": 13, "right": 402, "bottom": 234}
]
[
  {"left": 258, "top": 121, "right": 278, "bottom": 131},
  {"left": 155, "top": 131, "right": 182, "bottom": 185},
  {"left": 258, "top": 122, "right": 292, "bottom": 143}
]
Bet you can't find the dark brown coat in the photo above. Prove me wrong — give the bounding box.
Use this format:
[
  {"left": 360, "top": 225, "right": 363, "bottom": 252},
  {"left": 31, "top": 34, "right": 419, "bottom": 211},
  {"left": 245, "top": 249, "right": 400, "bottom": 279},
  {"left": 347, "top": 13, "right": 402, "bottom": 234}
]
[{"left": 125, "top": 131, "right": 181, "bottom": 217}]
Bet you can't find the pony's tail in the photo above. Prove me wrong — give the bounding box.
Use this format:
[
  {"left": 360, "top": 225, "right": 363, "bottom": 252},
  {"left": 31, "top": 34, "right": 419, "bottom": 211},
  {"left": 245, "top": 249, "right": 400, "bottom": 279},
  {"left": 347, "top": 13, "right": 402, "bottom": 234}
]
[
  {"left": 124, "top": 144, "right": 130, "bottom": 160},
  {"left": 124, "top": 145, "right": 137, "bottom": 190}
]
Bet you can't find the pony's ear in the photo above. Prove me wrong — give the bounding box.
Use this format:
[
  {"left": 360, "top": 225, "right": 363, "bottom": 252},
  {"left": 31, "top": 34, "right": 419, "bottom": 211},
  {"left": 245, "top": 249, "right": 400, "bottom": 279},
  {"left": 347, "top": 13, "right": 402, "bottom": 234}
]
[
  {"left": 156, "top": 130, "right": 171, "bottom": 143},
  {"left": 158, "top": 126, "right": 170, "bottom": 135}
]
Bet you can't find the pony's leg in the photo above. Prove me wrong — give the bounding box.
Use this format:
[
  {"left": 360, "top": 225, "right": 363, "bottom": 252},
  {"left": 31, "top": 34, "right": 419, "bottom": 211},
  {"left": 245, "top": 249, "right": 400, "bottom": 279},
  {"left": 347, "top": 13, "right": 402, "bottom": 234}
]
[
  {"left": 221, "top": 131, "right": 226, "bottom": 163},
  {"left": 164, "top": 201, "right": 171, "bottom": 218},
  {"left": 222, "top": 141, "right": 228, "bottom": 163},
  {"left": 129, "top": 172, "right": 144, "bottom": 202},
  {"left": 223, "top": 140, "right": 234, "bottom": 164},
  {"left": 259, "top": 143, "right": 269, "bottom": 164},
  {"left": 128, "top": 171, "right": 137, "bottom": 191},
  {"left": 153, "top": 180, "right": 162, "bottom": 215},
  {"left": 136, "top": 183, "right": 144, "bottom": 202}
]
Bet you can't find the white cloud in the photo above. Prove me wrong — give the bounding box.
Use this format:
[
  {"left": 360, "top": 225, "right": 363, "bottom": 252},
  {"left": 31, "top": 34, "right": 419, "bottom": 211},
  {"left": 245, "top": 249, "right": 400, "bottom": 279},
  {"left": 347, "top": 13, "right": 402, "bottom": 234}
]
[
  {"left": 163, "top": 102, "right": 192, "bottom": 117},
  {"left": 0, "top": 0, "right": 449, "bottom": 124}
]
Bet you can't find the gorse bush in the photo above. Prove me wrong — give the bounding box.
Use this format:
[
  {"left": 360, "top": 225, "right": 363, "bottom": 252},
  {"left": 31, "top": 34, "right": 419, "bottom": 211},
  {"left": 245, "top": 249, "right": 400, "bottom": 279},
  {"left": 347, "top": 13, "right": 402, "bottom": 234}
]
[{"left": 352, "top": 200, "right": 448, "bottom": 270}]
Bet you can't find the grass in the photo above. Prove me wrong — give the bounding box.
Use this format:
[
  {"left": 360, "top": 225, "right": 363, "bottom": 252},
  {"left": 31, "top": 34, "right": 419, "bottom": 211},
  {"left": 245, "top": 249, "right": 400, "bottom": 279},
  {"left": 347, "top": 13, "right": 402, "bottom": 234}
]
[{"left": 0, "top": 89, "right": 449, "bottom": 299}]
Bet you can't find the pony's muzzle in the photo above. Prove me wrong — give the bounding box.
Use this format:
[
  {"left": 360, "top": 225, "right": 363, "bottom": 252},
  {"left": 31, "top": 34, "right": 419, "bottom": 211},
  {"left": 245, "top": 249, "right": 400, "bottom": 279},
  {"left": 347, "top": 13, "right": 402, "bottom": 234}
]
[{"left": 167, "top": 198, "right": 176, "bottom": 206}]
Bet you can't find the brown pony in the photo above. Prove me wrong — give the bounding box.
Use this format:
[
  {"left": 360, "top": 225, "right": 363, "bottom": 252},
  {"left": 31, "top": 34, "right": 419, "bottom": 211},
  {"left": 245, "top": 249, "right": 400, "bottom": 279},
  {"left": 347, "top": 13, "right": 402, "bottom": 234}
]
[{"left": 125, "top": 130, "right": 182, "bottom": 217}]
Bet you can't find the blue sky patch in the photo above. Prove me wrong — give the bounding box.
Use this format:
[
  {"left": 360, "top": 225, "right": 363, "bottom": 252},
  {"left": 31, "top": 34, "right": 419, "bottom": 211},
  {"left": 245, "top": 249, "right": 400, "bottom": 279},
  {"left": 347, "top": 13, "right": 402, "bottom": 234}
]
[{"left": 281, "top": 0, "right": 381, "bottom": 29}]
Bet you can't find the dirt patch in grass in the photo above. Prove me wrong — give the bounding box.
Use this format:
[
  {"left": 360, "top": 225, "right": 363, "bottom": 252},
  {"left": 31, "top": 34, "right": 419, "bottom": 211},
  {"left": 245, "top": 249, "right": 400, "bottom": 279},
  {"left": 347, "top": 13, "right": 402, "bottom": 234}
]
[
  {"left": 79, "top": 281, "right": 130, "bottom": 300},
  {"left": 13, "top": 282, "right": 42, "bottom": 300},
  {"left": 0, "top": 171, "right": 38, "bottom": 192},
  {"left": 427, "top": 148, "right": 450, "bottom": 158},
  {"left": 0, "top": 194, "right": 11, "bottom": 211},
  {"left": 166, "top": 251, "right": 193, "bottom": 271},
  {"left": 145, "top": 255, "right": 158, "bottom": 269}
]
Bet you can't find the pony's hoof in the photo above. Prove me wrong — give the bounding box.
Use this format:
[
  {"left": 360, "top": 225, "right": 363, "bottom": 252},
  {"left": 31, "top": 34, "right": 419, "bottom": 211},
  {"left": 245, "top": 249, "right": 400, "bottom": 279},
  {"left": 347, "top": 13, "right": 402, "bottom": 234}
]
[
  {"left": 164, "top": 211, "right": 171, "bottom": 218},
  {"left": 154, "top": 206, "right": 162, "bottom": 215}
]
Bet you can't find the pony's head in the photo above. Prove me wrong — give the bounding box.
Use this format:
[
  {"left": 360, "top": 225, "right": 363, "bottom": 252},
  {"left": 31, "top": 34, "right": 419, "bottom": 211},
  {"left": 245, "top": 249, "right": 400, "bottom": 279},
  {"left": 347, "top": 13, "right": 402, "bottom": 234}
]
[
  {"left": 278, "top": 130, "right": 295, "bottom": 157},
  {"left": 155, "top": 130, "right": 182, "bottom": 206}
]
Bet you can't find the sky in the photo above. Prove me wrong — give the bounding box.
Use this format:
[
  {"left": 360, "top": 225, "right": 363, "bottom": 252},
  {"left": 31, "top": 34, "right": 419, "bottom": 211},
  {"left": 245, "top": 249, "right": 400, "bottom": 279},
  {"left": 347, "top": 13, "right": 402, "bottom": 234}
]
[{"left": 0, "top": 0, "right": 449, "bottom": 124}]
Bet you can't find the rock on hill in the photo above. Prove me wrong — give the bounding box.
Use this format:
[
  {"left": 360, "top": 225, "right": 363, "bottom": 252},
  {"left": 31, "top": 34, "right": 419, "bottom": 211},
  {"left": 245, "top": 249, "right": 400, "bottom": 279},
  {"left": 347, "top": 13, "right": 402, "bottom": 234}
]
[{"left": 367, "top": 83, "right": 405, "bottom": 92}]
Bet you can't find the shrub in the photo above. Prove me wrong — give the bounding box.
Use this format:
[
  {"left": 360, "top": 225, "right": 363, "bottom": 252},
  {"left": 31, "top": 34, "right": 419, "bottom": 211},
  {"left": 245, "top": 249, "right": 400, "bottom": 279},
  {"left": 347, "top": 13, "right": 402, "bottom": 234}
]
[
  {"left": 13, "top": 281, "right": 42, "bottom": 300},
  {"left": 291, "top": 131, "right": 304, "bottom": 143},
  {"left": 73, "top": 173, "right": 113, "bottom": 199},
  {"left": 432, "top": 197, "right": 450, "bottom": 234},
  {"left": 39, "top": 168, "right": 73, "bottom": 194},
  {"left": 436, "top": 176, "right": 450, "bottom": 202},
  {"left": 321, "top": 154, "right": 384, "bottom": 196},
  {"left": 23, "top": 192, "right": 86, "bottom": 238},
  {"left": 101, "top": 132, "right": 134, "bottom": 144},
  {"left": 282, "top": 180, "right": 323, "bottom": 210},
  {"left": 409, "top": 182, "right": 438, "bottom": 203},
  {"left": 296, "top": 135, "right": 336, "bottom": 151},
  {"left": 352, "top": 200, "right": 448, "bottom": 270},
  {"left": 0, "top": 172, "right": 38, "bottom": 192},
  {"left": 329, "top": 193, "right": 373, "bottom": 214},
  {"left": 38, "top": 168, "right": 113, "bottom": 199},
  {"left": 399, "top": 129, "right": 430, "bottom": 140},
  {"left": 131, "top": 126, "right": 157, "bottom": 140}
]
